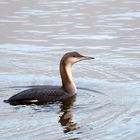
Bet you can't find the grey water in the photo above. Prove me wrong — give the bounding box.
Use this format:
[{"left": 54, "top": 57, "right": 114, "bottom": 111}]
[{"left": 0, "top": 0, "right": 140, "bottom": 140}]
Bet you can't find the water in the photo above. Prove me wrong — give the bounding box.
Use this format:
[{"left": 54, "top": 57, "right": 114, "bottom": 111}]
[{"left": 0, "top": 0, "right": 140, "bottom": 139}]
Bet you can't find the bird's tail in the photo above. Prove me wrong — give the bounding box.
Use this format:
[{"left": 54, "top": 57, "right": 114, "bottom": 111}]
[{"left": 3, "top": 100, "right": 9, "bottom": 103}]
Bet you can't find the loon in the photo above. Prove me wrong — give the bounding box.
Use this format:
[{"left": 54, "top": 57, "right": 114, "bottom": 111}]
[{"left": 5, "top": 52, "right": 94, "bottom": 105}]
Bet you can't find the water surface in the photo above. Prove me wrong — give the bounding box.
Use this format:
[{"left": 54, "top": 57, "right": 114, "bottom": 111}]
[{"left": 0, "top": 0, "right": 140, "bottom": 140}]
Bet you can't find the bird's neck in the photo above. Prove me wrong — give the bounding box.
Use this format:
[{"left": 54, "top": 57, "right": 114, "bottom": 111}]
[{"left": 60, "top": 61, "right": 77, "bottom": 94}]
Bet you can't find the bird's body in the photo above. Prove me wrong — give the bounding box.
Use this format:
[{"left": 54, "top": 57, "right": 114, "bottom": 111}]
[
  {"left": 5, "top": 52, "right": 94, "bottom": 105},
  {"left": 7, "top": 86, "right": 75, "bottom": 105}
]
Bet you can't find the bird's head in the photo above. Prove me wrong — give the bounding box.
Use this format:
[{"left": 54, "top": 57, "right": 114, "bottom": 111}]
[{"left": 60, "top": 52, "right": 94, "bottom": 66}]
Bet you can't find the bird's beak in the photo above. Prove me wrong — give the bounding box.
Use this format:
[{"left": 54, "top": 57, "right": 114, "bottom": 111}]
[{"left": 81, "top": 55, "right": 95, "bottom": 60}]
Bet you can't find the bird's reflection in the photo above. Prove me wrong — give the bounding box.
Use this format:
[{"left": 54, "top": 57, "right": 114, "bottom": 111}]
[
  {"left": 12, "top": 90, "right": 79, "bottom": 133},
  {"left": 59, "top": 95, "right": 79, "bottom": 133},
  {"left": 10, "top": 85, "right": 104, "bottom": 134}
]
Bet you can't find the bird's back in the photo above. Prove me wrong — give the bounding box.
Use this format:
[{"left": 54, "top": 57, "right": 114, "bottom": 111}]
[{"left": 7, "top": 86, "right": 73, "bottom": 105}]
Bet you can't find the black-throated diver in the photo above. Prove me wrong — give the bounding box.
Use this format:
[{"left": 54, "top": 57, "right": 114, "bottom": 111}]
[{"left": 5, "top": 52, "right": 94, "bottom": 105}]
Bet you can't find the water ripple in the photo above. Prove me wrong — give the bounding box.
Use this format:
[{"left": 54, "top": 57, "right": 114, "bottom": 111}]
[{"left": 0, "top": 0, "right": 140, "bottom": 139}]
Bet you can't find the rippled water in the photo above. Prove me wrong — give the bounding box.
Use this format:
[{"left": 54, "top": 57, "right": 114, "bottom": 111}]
[{"left": 0, "top": 0, "right": 140, "bottom": 140}]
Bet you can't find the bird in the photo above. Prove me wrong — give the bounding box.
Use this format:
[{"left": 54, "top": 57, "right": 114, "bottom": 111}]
[{"left": 4, "top": 52, "right": 94, "bottom": 105}]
